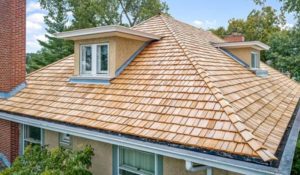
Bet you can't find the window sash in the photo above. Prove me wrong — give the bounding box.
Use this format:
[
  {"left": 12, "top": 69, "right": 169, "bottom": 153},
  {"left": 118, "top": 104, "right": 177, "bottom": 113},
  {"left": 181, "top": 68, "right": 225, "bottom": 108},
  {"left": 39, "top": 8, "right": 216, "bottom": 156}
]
[
  {"left": 116, "top": 146, "right": 160, "bottom": 175},
  {"left": 251, "top": 52, "right": 259, "bottom": 68},
  {"left": 97, "top": 44, "right": 109, "bottom": 74},
  {"left": 81, "top": 45, "right": 93, "bottom": 74},
  {"left": 22, "top": 125, "right": 43, "bottom": 153},
  {"left": 80, "top": 43, "right": 109, "bottom": 75}
]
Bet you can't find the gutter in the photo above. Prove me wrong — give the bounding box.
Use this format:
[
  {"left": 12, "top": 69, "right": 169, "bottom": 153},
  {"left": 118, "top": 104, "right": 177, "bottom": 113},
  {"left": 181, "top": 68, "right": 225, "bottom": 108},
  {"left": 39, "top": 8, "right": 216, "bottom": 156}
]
[
  {"left": 278, "top": 99, "right": 300, "bottom": 174},
  {"left": 0, "top": 111, "right": 281, "bottom": 175}
]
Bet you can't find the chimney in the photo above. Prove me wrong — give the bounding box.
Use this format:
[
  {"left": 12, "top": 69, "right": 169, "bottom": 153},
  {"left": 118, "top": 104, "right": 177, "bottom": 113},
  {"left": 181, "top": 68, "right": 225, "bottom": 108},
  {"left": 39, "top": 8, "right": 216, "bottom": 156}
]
[
  {"left": 0, "top": 0, "right": 26, "bottom": 99},
  {"left": 224, "top": 32, "right": 245, "bottom": 42}
]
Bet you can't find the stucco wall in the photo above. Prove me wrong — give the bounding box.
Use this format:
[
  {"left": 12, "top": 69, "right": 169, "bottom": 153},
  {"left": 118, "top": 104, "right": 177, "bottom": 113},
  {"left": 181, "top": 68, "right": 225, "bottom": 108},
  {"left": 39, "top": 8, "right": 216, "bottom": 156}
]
[
  {"left": 163, "top": 157, "right": 241, "bottom": 175},
  {"left": 44, "top": 130, "right": 241, "bottom": 175},
  {"left": 227, "top": 48, "right": 260, "bottom": 68},
  {"left": 74, "top": 37, "right": 144, "bottom": 78},
  {"left": 114, "top": 37, "right": 144, "bottom": 69},
  {"left": 44, "top": 130, "right": 112, "bottom": 175}
]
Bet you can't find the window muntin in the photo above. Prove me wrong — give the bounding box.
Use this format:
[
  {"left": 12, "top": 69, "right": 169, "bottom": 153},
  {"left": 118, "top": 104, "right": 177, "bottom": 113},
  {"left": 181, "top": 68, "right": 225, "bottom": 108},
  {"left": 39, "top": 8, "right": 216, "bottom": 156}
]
[
  {"left": 23, "top": 125, "right": 42, "bottom": 149},
  {"left": 116, "top": 146, "right": 162, "bottom": 175},
  {"left": 251, "top": 52, "right": 259, "bottom": 68},
  {"left": 59, "top": 133, "right": 72, "bottom": 148},
  {"left": 80, "top": 43, "right": 109, "bottom": 75}
]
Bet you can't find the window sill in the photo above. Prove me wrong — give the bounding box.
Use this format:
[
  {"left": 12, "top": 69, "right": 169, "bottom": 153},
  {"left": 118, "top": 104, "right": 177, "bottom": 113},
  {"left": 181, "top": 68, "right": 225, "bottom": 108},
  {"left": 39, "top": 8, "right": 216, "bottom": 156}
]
[{"left": 69, "top": 75, "right": 112, "bottom": 85}]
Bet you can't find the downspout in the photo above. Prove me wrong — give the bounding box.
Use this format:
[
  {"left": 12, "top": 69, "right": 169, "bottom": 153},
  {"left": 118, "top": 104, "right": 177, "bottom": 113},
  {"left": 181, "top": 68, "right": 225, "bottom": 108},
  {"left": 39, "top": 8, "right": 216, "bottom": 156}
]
[{"left": 185, "top": 161, "right": 212, "bottom": 174}]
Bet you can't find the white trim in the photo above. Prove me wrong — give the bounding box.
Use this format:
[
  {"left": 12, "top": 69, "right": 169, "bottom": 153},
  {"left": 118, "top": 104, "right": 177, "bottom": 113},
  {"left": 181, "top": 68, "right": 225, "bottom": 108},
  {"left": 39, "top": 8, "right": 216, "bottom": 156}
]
[
  {"left": 213, "top": 41, "right": 270, "bottom": 51},
  {"left": 54, "top": 25, "right": 161, "bottom": 41},
  {"left": 0, "top": 112, "right": 282, "bottom": 175}
]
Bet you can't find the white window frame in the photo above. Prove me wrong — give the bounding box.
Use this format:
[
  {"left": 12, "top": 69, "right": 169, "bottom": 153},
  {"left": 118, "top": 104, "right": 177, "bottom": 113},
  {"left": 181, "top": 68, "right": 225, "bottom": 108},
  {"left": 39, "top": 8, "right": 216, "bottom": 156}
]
[
  {"left": 251, "top": 52, "right": 259, "bottom": 69},
  {"left": 22, "top": 125, "right": 43, "bottom": 153},
  {"left": 80, "top": 43, "right": 109, "bottom": 76},
  {"left": 115, "top": 146, "right": 161, "bottom": 175}
]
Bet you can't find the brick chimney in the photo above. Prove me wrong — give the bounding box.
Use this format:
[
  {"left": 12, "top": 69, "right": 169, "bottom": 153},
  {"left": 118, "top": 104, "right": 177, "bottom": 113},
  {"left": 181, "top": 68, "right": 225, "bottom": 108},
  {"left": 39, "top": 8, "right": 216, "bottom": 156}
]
[
  {"left": 224, "top": 32, "right": 245, "bottom": 42},
  {"left": 0, "top": 0, "right": 25, "bottom": 165},
  {"left": 0, "top": 0, "right": 26, "bottom": 99}
]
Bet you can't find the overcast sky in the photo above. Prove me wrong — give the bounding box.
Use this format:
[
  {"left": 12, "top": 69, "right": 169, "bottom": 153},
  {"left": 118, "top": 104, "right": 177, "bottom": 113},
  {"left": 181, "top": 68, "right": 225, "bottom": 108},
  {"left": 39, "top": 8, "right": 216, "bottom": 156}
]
[{"left": 26, "top": 0, "right": 296, "bottom": 53}]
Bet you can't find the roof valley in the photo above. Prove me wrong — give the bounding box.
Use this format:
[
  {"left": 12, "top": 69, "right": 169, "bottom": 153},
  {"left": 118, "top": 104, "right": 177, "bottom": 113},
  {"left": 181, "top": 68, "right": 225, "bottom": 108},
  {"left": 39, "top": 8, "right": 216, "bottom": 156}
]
[{"left": 159, "top": 15, "right": 276, "bottom": 161}]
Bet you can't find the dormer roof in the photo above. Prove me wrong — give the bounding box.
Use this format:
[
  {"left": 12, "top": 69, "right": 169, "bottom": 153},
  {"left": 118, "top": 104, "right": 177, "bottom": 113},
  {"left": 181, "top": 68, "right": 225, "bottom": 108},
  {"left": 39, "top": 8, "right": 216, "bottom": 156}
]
[
  {"left": 54, "top": 25, "right": 161, "bottom": 41},
  {"left": 212, "top": 41, "right": 270, "bottom": 51}
]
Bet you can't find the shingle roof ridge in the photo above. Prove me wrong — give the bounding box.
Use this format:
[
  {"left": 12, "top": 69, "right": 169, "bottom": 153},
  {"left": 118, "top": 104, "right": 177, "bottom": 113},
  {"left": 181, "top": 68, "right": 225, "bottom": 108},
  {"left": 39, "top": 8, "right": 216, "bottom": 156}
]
[
  {"left": 27, "top": 54, "right": 74, "bottom": 77},
  {"left": 159, "top": 15, "right": 277, "bottom": 161}
]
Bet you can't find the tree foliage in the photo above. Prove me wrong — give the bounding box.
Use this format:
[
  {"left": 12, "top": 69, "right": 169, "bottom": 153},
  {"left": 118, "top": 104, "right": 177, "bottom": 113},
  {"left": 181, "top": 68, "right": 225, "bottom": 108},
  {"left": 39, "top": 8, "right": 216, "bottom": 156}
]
[
  {"left": 211, "top": 6, "right": 281, "bottom": 44},
  {"left": 27, "top": 0, "right": 74, "bottom": 73},
  {"left": 254, "top": 0, "right": 300, "bottom": 17},
  {"left": 1, "top": 145, "right": 94, "bottom": 175},
  {"left": 292, "top": 138, "right": 300, "bottom": 175}
]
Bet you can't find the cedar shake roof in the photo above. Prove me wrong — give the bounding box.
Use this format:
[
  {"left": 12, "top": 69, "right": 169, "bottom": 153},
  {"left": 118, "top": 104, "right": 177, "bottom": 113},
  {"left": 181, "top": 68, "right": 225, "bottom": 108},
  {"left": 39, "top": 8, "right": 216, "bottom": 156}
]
[{"left": 0, "top": 15, "right": 299, "bottom": 162}]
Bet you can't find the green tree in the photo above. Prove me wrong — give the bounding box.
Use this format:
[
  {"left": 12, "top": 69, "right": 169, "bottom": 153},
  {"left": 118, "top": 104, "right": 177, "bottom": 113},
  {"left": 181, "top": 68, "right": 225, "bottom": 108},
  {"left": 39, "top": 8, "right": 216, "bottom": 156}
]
[
  {"left": 209, "top": 27, "right": 227, "bottom": 38},
  {"left": 211, "top": 6, "right": 281, "bottom": 44},
  {"left": 292, "top": 138, "right": 300, "bottom": 174},
  {"left": 118, "top": 0, "right": 169, "bottom": 26},
  {"left": 254, "top": 0, "right": 300, "bottom": 17},
  {"left": 68, "top": 0, "right": 120, "bottom": 29},
  {"left": 1, "top": 145, "right": 94, "bottom": 175},
  {"left": 27, "top": 0, "right": 74, "bottom": 73},
  {"left": 266, "top": 26, "right": 300, "bottom": 80},
  {"left": 68, "top": 0, "right": 169, "bottom": 28}
]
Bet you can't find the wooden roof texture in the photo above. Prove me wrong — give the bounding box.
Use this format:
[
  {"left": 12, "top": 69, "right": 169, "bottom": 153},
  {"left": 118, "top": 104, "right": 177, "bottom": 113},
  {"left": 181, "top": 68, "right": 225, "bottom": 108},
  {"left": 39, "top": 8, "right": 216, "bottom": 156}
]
[{"left": 0, "top": 15, "right": 299, "bottom": 162}]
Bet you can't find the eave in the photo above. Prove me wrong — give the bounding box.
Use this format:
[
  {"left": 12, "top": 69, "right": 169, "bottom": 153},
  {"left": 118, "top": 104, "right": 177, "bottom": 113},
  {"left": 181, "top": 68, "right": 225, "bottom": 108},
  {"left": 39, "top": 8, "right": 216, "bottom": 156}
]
[
  {"left": 54, "top": 25, "right": 161, "bottom": 41},
  {"left": 1, "top": 108, "right": 299, "bottom": 175},
  {"left": 212, "top": 41, "right": 270, "bottom": 51}
]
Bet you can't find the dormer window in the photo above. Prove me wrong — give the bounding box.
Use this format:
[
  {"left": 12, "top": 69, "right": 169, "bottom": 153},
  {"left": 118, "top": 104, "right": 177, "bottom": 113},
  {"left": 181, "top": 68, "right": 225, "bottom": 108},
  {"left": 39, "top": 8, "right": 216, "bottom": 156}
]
[
  {"left": 55, "top": 26, "right": 161, "bottom": 84},
  {"left": 251, "top": 52, "right": 259, "bottom": 69},
  {"left": 80, "top": 43, "right": 109, "bottom": 76}
]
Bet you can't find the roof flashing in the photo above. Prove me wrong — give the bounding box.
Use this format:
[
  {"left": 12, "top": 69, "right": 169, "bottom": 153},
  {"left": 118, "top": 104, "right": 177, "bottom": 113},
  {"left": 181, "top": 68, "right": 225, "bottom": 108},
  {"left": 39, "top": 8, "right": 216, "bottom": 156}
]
[
  {"left": 213, "top": 41, "right": 270, "bottom": 51},
  {"left": 54, "top": 25, "right": 161, "bottom": 41}
]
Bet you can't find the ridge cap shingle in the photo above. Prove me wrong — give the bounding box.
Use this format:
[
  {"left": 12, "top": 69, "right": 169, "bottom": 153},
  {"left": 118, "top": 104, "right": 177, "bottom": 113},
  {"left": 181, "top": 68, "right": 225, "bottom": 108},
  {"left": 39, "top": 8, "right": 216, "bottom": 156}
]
[{"left": 159, "top": 15, "right": 277, "bottom": 161}]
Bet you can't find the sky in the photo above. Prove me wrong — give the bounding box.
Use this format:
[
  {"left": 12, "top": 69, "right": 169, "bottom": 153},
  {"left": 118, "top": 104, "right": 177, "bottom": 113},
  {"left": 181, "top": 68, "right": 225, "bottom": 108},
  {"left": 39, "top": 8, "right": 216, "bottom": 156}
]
[{"left": 26, "top": 0, "right": 296, "bottom": 53}]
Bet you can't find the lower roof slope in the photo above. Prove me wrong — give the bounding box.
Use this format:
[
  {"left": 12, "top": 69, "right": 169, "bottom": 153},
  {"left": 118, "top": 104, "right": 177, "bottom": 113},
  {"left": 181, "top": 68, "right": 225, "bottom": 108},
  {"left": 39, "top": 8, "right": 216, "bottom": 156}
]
[{"left": 0, "top": 15, "right": 299, "bottom": 163}]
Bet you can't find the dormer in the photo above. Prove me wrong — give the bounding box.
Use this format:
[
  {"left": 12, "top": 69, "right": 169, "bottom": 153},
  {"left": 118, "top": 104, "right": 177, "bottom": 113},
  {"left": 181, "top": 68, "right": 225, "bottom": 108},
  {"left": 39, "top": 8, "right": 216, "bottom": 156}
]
[
  {"left": 213, "top": 38, "right": 270, "bottom": 77},
  {"left": 55, "top": 26, "right": 161, "bottom": 84}
]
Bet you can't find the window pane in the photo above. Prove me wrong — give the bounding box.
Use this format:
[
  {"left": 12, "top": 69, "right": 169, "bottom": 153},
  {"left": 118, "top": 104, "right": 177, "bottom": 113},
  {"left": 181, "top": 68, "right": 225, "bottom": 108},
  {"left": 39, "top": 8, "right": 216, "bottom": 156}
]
[
  {"left": 24, "top": 141, "right": 40, "bottom": 148},
  {"left": 251, "top": 53, "right": 257, "bottom": 68},
  {"left": 97, "top": 45, "right": 108, "bottom": 74},
  {"left": 120, "top": 170, "right": 139, "bottom": 175},
  {"left": 81, "top": 46, "right": 92, "bottom": 74},
  {"left": 119, "top": 147, "right": 155, "bottom": 174},
  {"left": 25, "top": 126, "right": 41, "bottom": 141},
  {"left": 85, "top": 46, "right": 92, "bottom": 71}
]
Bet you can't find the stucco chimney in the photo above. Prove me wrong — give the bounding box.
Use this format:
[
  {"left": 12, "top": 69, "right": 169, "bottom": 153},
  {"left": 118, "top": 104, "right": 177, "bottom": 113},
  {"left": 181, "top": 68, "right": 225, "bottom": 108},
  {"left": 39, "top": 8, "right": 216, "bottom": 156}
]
[
  {"left": 224, "top": 32, "right": 245, "bottom": 42},
  {"left": 0, "top": 0, "right": 26, "bottom": 99}
]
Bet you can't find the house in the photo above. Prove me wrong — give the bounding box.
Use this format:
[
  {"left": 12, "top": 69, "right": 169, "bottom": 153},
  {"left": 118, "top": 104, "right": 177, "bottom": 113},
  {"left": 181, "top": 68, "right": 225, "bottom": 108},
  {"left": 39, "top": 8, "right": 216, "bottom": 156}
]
[{"left": 0, "top": 1, "right": 300, "bottom": 175}]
